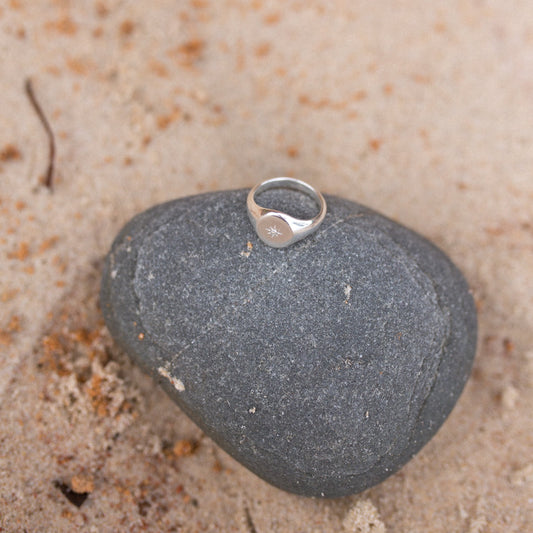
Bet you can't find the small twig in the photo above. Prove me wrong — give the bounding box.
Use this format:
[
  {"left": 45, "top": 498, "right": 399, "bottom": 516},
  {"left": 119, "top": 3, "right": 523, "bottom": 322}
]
[
  {"left": 244, "top": 505, "right": 258, "bottom": 533},
  {"left": 25, "top": 78, "right": 55, "bottom": 190}
]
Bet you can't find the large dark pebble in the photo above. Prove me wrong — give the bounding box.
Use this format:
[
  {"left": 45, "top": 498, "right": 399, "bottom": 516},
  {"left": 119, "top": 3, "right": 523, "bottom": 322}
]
[{"left": 101, "top": 188, "right": 477, "bottom": 497}]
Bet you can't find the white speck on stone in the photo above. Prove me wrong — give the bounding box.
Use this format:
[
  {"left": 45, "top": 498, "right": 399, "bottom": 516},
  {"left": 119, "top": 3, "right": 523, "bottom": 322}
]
[
  {"left": 365, "top": 410, "right": 369, "bottom": 419},
  {"left": 344, "top": 284, "right": 352, "bottom": 303},
  {"left": 126, "top": 246, "right": 132, "bottom": 253},
  {"left": 147, "top": 272, "right": 155, "bottom": 281},
  {"left": 249, "top": 406, "right": 256, "bottom": 414},
  {"left": 240, "top": 241, "right": 253, "bottom": 257},
  {"left": 158, "top": 367, "right": 185, "bottom": 391},
  {"left": 111, "top": 269, "right": 118, "bottom": 279}
]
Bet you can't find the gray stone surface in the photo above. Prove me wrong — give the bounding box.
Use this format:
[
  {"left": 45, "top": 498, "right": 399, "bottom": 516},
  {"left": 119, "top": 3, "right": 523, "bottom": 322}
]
[{"left": 100, "top": 189, "right": 477, "bottom": 498}]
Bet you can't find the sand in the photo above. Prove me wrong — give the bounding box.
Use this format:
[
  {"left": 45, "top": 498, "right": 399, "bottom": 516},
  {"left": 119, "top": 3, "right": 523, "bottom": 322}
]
[{"left": 0, "top": 1, "right": 532, "bottom": 531}]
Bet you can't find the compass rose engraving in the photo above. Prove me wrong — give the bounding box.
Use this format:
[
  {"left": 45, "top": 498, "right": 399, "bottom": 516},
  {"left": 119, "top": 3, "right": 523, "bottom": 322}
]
[
  {"left": 265, "top": 225, "right": 282, "bottom": 238},
  {"left": 256, "top": 215, "right": 293, "bottom": 247}
]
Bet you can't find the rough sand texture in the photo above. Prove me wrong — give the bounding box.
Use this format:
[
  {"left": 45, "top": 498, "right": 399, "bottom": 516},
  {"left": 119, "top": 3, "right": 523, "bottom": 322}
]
[{"left": 0, "top": 1, "right": 532, "bottom": 531}]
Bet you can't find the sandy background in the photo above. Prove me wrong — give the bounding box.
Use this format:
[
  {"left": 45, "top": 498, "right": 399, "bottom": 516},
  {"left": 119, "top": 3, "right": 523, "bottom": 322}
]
[{"left": 1, "top": 1, "right": 532, "bottom": 531}]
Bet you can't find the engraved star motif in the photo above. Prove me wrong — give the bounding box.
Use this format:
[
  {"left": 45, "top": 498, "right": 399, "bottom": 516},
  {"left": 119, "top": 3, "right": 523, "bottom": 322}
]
[{"left": 265, "top": 225, "right": 282, "bottom": 238}]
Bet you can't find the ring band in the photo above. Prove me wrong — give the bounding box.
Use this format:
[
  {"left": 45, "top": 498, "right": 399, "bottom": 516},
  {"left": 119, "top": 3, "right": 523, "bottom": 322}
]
[{"left": 247, "top": 177, "right": 327, "bottom": 248}]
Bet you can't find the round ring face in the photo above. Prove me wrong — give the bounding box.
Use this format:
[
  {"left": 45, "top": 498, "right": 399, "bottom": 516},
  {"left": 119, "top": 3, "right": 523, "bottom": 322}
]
[
  {"left": 247, "top": 177, "right": 327, "bottom": 248},
  {"left": 256, "top": 214, "right": 293, "bottom": 248}
]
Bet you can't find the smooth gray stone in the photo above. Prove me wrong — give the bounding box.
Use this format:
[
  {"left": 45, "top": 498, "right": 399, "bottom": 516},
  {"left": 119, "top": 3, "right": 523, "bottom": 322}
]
[{"left": 100, "top": 189, "right": 477, "bottom": 498}]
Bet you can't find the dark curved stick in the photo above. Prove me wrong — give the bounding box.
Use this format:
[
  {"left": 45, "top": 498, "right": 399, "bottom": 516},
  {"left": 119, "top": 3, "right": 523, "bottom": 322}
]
[{"left": 25, "top": 78, "right": 55, "bottom": 190}]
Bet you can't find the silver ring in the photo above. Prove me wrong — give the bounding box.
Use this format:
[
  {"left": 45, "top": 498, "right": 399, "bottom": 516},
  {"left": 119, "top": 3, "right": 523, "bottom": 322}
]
[{"left": 247, "top": 177, "right": 327, "bottom": 248}]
